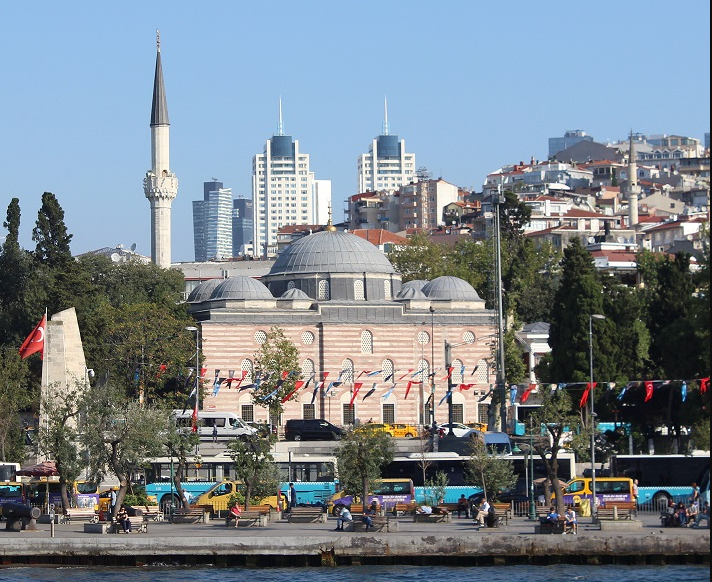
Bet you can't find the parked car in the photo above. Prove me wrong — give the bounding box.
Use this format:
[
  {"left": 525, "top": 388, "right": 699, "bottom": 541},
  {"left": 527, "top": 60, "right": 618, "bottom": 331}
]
[
  {"left": 356, "top": 422, "right": 418, "bottom": 438},
  {"left": 439, "top": 422, "right": 477, "bottom": 438},
  {"left": 284, "top": 419, "right": 344, "bottom": 441}
]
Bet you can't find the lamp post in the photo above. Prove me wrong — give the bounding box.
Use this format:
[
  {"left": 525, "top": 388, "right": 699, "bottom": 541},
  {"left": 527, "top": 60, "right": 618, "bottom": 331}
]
[
  {"left": 186, "top": 326, "right": 200, "bottom": 455},
  {"left": 429, "top": 307, "right": 435, "bottom": 425},
  {"left": 588, "top": 313, "right": 605, "bottom": 524},
  {"left": 493, "top": 187, "right": 507, "bottom": 433},
  {"left": 529, "top": 416, "right": 536, "bottom": 520}
]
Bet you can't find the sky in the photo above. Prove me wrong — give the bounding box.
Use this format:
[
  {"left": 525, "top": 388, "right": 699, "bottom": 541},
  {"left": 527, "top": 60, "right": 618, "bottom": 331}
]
[{"left": 1, "top": 1, "right": 709, "bottom": 263}]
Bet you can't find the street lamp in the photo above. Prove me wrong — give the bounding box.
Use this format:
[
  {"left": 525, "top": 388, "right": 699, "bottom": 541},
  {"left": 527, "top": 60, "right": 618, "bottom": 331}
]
[
  {"left": 529, "top": 416, "right": 536, "bottom": 521},
  {"left": 186, "top": 326, "right": 200, "bottom": 455},
  {"left": 588, "top": 313, "right": 605, "bottom": 524},
  {"left": 493, "top": 187, "right": 507, "bottom": 433}
]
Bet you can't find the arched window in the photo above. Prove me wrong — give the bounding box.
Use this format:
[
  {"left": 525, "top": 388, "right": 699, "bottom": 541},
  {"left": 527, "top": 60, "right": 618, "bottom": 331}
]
[
  {"left": 360, "top": 330, "right": 373, "bottom": 354},
  {"left": 417, "top": 359, "right": 430, "bottom": 385},
  {"left": 354, "top": 280, "right": 365, "bottom": 301},
  {"left": 318, "top": 280, "right": 330, "bottom": 300},
  {"left": 417, "top": 331, "right": 430, "bottom": 345},
  {"left": 301, "top": 359, "right": 315, "bottom": 379},
  {"left": 476, "top": 359, "right": 489, "bottom": 383},
  {"left": 240, "top": 359, "right": 254, "bottom": 383},
  {"left": 382, "top": 359, "right": 394, "bottom": 383},
  {"left": 452, "top": 359, "right": 464, "bottom": 384},
  {"left": 340, "top": 359, "right": 354, "bottom": 383}
]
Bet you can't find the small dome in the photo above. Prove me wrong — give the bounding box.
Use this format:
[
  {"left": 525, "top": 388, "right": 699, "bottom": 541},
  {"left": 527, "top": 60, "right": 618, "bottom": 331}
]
[
  {"left": 187, "top": 279, "right": 221, "bottom": 303},
  {"left": 421, "top": 276, "right": 482, "bottom": 301},
  {"left": 396, "top": 286, "right": 428, "bottom": 300},
  {"left": 280, "top": 288, "right": 312, "bottom": 300},
  {"left": 268, "top": 230, "right": 395, "bottom": 276},
  {"left": 209, "top": 276, "right": 274, "bottom": 301},
  {"left": 401, "top": 280, "right": 428, "bottom": 292}
]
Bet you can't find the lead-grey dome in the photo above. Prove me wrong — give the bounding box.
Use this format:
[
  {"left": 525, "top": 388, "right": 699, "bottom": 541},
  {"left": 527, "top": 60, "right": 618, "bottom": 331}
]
[
  {"left": 400, "top": 280, "right": 428, "bottom": 292},
  {"left": 280, "top": 288, "right": 312, "bottom": 300},
  {"left": 421, "top": 276, "right": 482, "bottom": 301},
  {"left": 209, "top": 276, "right": 274, "bottom": 300},
  {"left": 187, "top": 278, "right": 221, "bottom": 303},
  {"left": 268, "top": 230, "right": 395, "bottom": 276},
  {"left": 396, "top": 286, "right": 428, "bottom": 300}
]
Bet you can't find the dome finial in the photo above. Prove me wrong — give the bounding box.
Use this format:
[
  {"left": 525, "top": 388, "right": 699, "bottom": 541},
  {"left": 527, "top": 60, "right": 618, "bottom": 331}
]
[{"left": 325, "top": 203, "right": 337, "bottom": 232}]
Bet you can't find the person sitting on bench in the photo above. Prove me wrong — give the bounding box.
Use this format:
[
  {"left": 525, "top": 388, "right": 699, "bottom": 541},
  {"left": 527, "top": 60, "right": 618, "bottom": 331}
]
[
  {"left": 229, "top": 503, "right": 241, "bottom": 528},
  {"left": 116, "top": 505, "right": 131, "bottom": 533},
  {"left": 545, "top": 507, "right": 560, "bottom": 526},
  {"left": 334, "top": 507, "right": 353, "bottom": 531},
  {"left": 563, "top": 506, "right": 577, "bottom": 534}
]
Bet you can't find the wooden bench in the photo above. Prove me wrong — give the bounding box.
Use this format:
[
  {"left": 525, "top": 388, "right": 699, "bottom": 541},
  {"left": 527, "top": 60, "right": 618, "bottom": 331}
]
[
  {"left": 596, "top": 502, "right": 636, "bottom": 522},
  {"left": 225, "top": 505, "right": 271, "bottom": 527},
  {"left": 287, "top": 506, "right": 326, "bottom": 523},
  {"left": 136, "top": 506, "right": 163, "bottom": 522},
  {"left": 170, "top": 507, "right": 208, "bottom": 524},
  {"left": 535, "top": 516, "right": 565, "bottom": 534},
  {"left": 413, "top": 511, "right": 451, "bottom": 523},
  {"left": 491, "top": 503, "right": 511, "bottom": 526},
  {"left": 393, "top": 503, "right": 418, "bottom": 516},
  {"left": 345, "top": 514, "right": 398, "bottom": 532},
  {"left": 109, "top": 518, "right": 148, "bottom": 534},
  {"left": 59, "top": 508, "right": 98, "bottom": 524}
]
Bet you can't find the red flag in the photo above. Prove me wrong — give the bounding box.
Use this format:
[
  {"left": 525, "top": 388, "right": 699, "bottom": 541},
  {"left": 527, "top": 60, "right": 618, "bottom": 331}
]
[
  {"left": 459, "top": 384, "right": 475, "bottom": 391},
  {"left": 700, "top": 378, "right": 709, "bottom": 395},
  {"left": 520, "top": 383, "right": 537, "bottom": 404},
  {"left": 281, "top": 370, "right": 289, "bottom": 380},
  {"left": 404, "top": 381, "right": 421, "bottom": 400},
  {"left": 191, "top": 399, "right": 198, "bottom": 432},
  {"left": 19, "top": 314, "right": 47, "bottom": 359},
  {"left": 440, "top": 367, "right": 454, "bottom": 382},
  {"left": 349, "top": 383, "right": 363, "bottom": 408},
  {"left": 580, "top": 383, "right": 595, "bottom": 408},
  {"left": 200, "top": 367, "right": 208, "bottom": 378},
  {"left": 281, "top": 380, "right": 305, "bottom": 404},
  {"left": 644, "top": 381, "right": 654, "bottom": 402},
  {"left": 398, "top": 369, "right": 414, "bottom": 381}
]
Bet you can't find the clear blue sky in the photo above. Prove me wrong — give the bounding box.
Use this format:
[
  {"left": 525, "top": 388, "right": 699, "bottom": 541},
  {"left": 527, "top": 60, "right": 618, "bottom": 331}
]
[{"left": 1, "top": 1, "right": 709, "bottom": 262}]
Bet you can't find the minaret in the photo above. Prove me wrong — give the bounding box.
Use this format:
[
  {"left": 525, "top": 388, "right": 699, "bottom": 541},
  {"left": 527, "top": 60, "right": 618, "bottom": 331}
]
[
  {"left": 627, "top": 131, "right": 639, "bottom": 227},
  {"left": 144, "top": 30, "right": 178, "bottom": 268}
]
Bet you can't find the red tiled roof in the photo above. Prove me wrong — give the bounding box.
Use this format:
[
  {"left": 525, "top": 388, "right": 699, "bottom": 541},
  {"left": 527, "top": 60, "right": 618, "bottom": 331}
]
[{"left": 351, "top": 229, "right": 409, "bottom": 245}]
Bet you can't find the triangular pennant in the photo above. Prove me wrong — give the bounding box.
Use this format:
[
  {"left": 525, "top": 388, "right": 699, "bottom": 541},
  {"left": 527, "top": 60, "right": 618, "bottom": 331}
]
[
  {"left": 349, "top": 383, "right": 363, "bottom": 408},
  {"left": 644, "top": 381, "right": 654, "bottom": 402},
  {"left": 398, "top": 369, "right": 414, "bottom": 381},
  {"left": 362, "top": 383, "right": 377, "bottom": 401}
]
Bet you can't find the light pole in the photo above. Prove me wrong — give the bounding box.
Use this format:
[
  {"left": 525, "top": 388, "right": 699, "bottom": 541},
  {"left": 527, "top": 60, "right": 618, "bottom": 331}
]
[
  {"left": 588, "top": 314, "right": 605, "bottom": 523},
  {"left": 429, "top": 307, "right": 435, "bottom": 425},
  {"left": 493, "top": 187, "right": 507, "bottom": 433},
  {"left": 528, "top": 416, "right": 536, "bottom": 520},
  {"left": 186, "top": 326, "right": 200, "bottom": 455}
]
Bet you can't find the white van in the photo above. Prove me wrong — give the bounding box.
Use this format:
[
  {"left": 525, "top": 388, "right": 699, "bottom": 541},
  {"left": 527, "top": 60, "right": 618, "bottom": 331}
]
[{"left": 173, "top": 410, "right": 257, "bottom": 440}]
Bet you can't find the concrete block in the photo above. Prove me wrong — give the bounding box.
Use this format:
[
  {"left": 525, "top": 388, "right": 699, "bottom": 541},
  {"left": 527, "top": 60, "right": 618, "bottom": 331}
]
[
  {"left": 599, "top": 519, "right": 643, "bottom": 532},
  {"left": 83, "top": 522, "right": 110, "bottom": 534}
]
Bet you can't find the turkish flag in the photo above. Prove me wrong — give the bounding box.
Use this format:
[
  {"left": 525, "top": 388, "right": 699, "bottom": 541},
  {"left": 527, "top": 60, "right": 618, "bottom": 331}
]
[{"left": 19, "top": 314, "right": 47, "bottom": 359}]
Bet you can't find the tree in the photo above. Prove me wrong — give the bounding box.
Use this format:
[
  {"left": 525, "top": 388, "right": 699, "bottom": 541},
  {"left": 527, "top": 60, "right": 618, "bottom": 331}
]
[
  {"left": 336, "top": 429, "right": 394, "bottom": 511},
  {"left": 32, "top": 192, "right": 73, "bottom": 269},
  {"left": 423, "top": 471, "right": 449, "bottom": 506},
  {"left": 163, "top": 422, "right": 200, "bottom": 510},
  {"left": 0, "top": 346, "right": 32, "bottom": 462},
  {"left": 252, "top": 327, "right": 301, "bottom": 421},
  {"left": 227, "top": 434, "right": 279, "bottom": 510},
  {"left": 465, "top": 436, "right": 516, "bottom": 502},
  {"left": 80, "top": 382, "right": 168, "bottom": 516},
  {"left": 530, "top": 389, "right": 582, "bottom": 514},
  {"left": 35, "top": 381, "right": 84, "bottom": 513},
  {"left": 386, "top": 232, "right": 451, "bottom": 283}
]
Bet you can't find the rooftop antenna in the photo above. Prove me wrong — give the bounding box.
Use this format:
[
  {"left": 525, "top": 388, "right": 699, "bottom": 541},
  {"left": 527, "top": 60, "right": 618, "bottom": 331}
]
[
  {"left": 382, "top": 96, "right": 389, "bottom": 135},
  {"left": 277, "top": 96, "right": 284, "bottom": 136}
]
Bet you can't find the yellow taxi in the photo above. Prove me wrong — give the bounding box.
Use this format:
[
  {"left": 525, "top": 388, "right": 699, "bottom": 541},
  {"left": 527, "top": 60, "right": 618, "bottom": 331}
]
[
  {"left": 357, "top": 422, "right": 418, "bottom": 438},
  {"left": 466, "top": 422, "right": 487, "bottom": 432}
]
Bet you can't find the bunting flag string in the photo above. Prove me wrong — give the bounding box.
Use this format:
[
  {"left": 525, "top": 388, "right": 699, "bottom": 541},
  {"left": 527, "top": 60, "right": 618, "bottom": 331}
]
[
  {"left": 397, "top": 369, "right": 414, "bottom": 381},
  {"left": 509, "top": 385, "right": 518, "bottom": 405},
  {"left": 644, "top": 381, "right": 654, "bottom": 403},
  {"left": 310, "top": 382, "right": 323, "bottom": 404},
  {"left": 579, "top": 383, "right": 595, "bottom": 408},
  {"left": 404, "top": 380, "right": 421, "bottom": 400},
  {"left": 701, "top": 378, "right": 709, "bottom": 395},
  {"left": 478, "top": 387, "right": 493, "bottom": 402},
  {"left": 156, "top": 363, "right": 168, "bottom": 380},
  {"left": 459, "top": 383, "right": 475, "bottom": 391},
  {"left": 437, "top": 389, "right": 451, "bottom": 407},
  {"left": 520, "top": 383, "right": 536, "bottom": 404},
  {"left": 681, "top": 381, "right": 687, "bottom": 402},
  {"left": 382, "top": 384, "right": 397, "bottom": 400},
  {"left": 362, "top": 383, "right": 378, "bottom": 401},
  {"left": 440, "top": 367, "right": 454, "bottom": 382},
  {"left": 281, "top": 380, "right": 306, "bottom": 403},
  {"left": 383, "top": 372, "right": 394, "bottom": 383},
  {"left": 470, "top": 365, "right": 479, "bottom": 376}
]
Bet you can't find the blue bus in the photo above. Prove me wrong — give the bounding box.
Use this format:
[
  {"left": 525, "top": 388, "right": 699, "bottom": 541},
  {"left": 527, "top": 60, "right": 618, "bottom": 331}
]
[{"left": 611, "top": 452, "right": 711, "bottom": 508}]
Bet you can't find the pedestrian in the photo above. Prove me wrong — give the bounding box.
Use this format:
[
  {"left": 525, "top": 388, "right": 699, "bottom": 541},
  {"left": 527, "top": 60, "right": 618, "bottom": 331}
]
[
  {"left": 212, "top": 424, "right": 218, "bottom": 443},
  {"left": 690, "top": 482, "right": 700, "bottom": 505},
  {"left": 632, "top": 479, "right": 639, "bottom": 503},
  {"left": 692, "top": 501, "right": 709, "bottom": 528},
  {"left": 229, "top": 503, "right": 241, "bottom": 527},
  {"left": 288, "top": 483, "right": 297, "bottom": 511},
  {"left": 362, "top": 501, "right": 377, "bottom": 531},
  {"left": 109, "top": 488, "right": 117, "bottom": 516}
]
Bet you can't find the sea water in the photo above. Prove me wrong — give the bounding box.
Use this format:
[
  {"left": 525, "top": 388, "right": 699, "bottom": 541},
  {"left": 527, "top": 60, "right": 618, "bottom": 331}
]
[{"left": 0, "top": 565, "right": 708, "bottom": 582}]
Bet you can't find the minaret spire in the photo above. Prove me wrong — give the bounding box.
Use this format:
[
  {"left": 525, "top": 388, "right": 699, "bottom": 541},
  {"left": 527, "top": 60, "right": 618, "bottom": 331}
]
[
  {"left": 382, "top": 96, "right": 389, "bottom": 135},
  {"left": 628, "top": 129, "right": 639, "bottom": 227},
  {"left": 144, "top": 31, "right": 178, "bottom": 268},
  {"left": 278, "top": 96, "right": 284, "bottom": 136}
]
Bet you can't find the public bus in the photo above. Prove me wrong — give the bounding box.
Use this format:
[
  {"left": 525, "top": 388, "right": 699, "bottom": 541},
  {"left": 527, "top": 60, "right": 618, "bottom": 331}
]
[
  {"left": 610, "top": 452, "right": 711, "bottom": 507},
  {"left": 0, "top": 481, "right": 25, "bottom": 516},
  {"left": 0, "top": 462, "right": 19, "bottom": 482},
  {"left": 328, "top": 478, "right": 416, "bottom": 515}
]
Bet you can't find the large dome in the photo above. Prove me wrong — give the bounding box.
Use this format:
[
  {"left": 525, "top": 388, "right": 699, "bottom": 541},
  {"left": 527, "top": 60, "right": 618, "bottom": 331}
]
[
  {"left": 268, "top": 230, "right": 396, "bottom": 276},
  {"left": 187, "top": 278, "right": 221, "bottom": 303},
  {"left": 209, "top": 276, "right": 274, "bottom": 301}
]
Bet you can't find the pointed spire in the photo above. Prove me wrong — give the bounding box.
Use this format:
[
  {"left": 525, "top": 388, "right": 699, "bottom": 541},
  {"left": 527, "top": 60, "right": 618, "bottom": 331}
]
[
  {"left": 277, "top": 96, "right": 284, "bottom": 136},
  {"left": 150, "top": 30, "right": 169, "bottom": 127},
  {"left": 325, "top": 203, "right": 337, "bottom": 232},
  {"left": 382, "top": 96, "right": 389, "bottom": 135}
]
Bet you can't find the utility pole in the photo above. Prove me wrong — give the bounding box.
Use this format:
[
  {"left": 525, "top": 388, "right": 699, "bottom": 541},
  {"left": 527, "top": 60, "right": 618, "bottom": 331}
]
[{"left": 493, "top": 187, "right": 507, "bottom": 433}]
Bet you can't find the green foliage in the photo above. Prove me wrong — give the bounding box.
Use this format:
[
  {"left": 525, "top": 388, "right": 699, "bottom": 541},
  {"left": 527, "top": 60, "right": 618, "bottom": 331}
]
[
  {"left": 336, "top": 428, "right": 394, "bottom": 505},
  {"left": 227, "top": 435, "right": 279, "bottom": 508},
  {"left": 32, "top": 192, "right": 73, "bottom": 269},
  {"left": 386, "top": 232, "right": 451, "bottom": 283},
  {"left": 252, "top": 327, "right": 301, "bottom": 418},
  {"left": 423, "top": 471, "right": 449, "bottom": 506},
  {"left": 227, "top": 491, "right": 246, "bottom": 509},
  {"left": 123, "top": 492, "right": 157, "bottom": 507},
  {"left": 0, "top": 347, "right": 33, "bottom": 462},
  {"left": 465, "top": 437, "right": 516, "bottom": 501}
]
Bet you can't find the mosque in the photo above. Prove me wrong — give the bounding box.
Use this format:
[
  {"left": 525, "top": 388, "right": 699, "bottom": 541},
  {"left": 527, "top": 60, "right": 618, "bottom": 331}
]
[{"left": 187, "top": 225, "right": 497, "bottom": 430}]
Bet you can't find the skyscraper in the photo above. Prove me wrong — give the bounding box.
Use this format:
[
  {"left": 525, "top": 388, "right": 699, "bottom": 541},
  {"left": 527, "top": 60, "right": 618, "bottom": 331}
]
[
  {"left": 357, "top": 99, "right": 415, "bottom": 194},
  {"left": 143, "top": 31, "right": 178, "bottom": 268},
  {"left": 252, "top": 100, "right": 315, "bottom": 258},
  {"left": 193, "top": 180, "right": 234, "bottom": 262},
  {"left": 232, "top": 197, "right": 254, "bottom": 257}
]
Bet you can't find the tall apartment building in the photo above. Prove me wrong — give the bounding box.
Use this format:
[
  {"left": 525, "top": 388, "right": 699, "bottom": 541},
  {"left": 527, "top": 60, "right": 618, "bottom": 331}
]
[
  {"left": 193, "top": 180, "right": 233, "bottom": 262},
  {"left": 548, "top": 129, "right": 594, "bottom": 158},
  {"left": 357, "top": 101, "right": 416, "bottom": 194},
  {"left": 398, "top": 179, "right": 460, "bottom": 231},
  {"left": 252, "top": 105, "right": 315, "bottom": 258},
  {"left": 232, "top": 197, "right": 253, "bottom": 257}
]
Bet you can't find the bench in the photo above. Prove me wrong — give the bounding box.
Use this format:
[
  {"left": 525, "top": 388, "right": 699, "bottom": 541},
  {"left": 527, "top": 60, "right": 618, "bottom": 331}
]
[
  {"left": 535, "top": 516, "right": 565, "bottom": 534},
  {"left": 413, "top": 511, "right": 451, "bottom": 523},
  {"left": 136, "top": 506, "right": 163, "bottom": 522},
  {"left": 225, "top": 505, "right": 271, "bottom": 527},
  {"left": 110, "top": 518, "right": 148, "bottom": 534},
  {"left": 60, "top": 508, "right": 98, "bottom": 524},
  {"left": 287, "top": 506, "right": 326, "bottom": 523},
  {"left": 345, "top": 514, "right": 398, "bottom": 532},
  {"left": 393, "top": 503, "right": 418, "bottom": 516},
  {"left": 170, "top": 507, "right": 208, "bottom": 524},
  {"left": 596, "top": 502, "right": 637, "bottom": 522}
]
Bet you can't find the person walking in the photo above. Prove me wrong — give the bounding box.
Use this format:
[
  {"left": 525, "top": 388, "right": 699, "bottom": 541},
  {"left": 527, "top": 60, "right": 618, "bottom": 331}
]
[
  {"left": 212, "top": 424, "right": 218, "bottom": 443},
  {"left": 288, "top": 483, "right": 297, "bottom": 512}
]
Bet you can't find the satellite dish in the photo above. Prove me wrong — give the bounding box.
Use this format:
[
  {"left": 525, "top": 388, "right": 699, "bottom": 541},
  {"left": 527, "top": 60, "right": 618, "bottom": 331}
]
[
  {"left": 110, "top": 253, "right": 120, "bottom": 263},
  {"left": 130, "top": 242, "right": 137, "bottom": 252}
]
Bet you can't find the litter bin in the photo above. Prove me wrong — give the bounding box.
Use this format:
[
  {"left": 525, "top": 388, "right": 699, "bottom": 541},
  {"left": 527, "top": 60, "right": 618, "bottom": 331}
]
[{"left": 579, "top": 499, "right": 591, "bottom": 517}]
